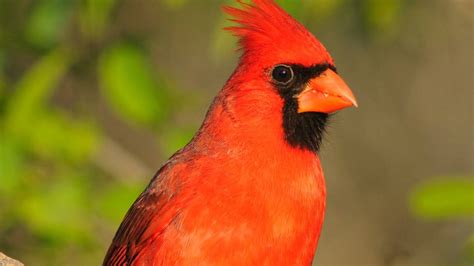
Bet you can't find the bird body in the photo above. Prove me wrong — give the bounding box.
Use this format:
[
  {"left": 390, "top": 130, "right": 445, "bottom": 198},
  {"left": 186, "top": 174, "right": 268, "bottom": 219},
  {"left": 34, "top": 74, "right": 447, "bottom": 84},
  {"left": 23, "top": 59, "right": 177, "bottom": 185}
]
[{"left": 104, "top": 0, "right": 357, "bottom": 265}]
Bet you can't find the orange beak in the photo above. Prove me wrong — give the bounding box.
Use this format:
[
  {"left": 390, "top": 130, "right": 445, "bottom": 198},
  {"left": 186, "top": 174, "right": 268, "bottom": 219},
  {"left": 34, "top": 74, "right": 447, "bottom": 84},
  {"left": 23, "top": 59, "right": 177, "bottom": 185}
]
[{"left": 296, "top": 69, "right": 358, "bottom": 114}]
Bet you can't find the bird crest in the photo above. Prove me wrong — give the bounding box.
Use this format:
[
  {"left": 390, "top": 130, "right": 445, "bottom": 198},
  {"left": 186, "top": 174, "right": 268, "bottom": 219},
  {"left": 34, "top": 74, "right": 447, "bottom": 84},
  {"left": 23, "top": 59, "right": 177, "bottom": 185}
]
[{"left": 223, "top": 0, "right": 333, "bottom": 67}]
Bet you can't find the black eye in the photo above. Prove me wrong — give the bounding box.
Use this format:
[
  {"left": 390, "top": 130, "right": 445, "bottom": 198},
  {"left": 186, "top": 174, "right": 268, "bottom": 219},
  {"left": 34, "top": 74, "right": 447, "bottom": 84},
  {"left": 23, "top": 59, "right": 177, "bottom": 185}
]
[{"left": 272, "top": 65, "right": 294, "bottom": 85}]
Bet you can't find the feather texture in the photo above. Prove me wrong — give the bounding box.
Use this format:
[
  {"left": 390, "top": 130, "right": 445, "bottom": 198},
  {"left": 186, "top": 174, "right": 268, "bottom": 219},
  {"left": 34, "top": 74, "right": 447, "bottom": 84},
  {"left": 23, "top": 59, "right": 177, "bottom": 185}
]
[
  {"left": 103, "top": 1, "right": 337, "bottom": 265},
  {"left": 223, "top": 0, "right": 334, "bottom": 67}
]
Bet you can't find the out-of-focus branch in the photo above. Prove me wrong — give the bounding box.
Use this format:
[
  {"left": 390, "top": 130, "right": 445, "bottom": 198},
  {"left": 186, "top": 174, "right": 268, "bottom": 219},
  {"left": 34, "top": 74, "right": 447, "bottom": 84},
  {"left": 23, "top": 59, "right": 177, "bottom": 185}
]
[{"left": 94, "top": 136, "right": 153, "bottom": 184}]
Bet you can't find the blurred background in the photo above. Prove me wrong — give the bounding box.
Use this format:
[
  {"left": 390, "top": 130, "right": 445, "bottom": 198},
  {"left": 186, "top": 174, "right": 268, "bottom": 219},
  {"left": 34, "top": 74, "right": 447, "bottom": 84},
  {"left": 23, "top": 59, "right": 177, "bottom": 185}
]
[{"left": 0, "top": 0, "right": 473, "bottom": 265}]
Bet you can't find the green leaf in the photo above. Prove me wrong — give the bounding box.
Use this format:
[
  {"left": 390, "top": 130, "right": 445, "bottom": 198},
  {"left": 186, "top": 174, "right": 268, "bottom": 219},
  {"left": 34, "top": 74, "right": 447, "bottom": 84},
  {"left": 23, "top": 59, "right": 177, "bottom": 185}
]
[
  {"left": 79, "top": 0, "right": 116, "bottom": 39},
  {"left": 360, "top": 0, "right": 403, "bottom": 39},
  {"left": 98, "top": 43, "right": 169, "bottom": 125},
  {"left": 23, "top": 111, "right": 99, "bottom": 163},
  {"left": 4, "top": 48, "right": 71, "bottom": 134},
  {"left": 0, "top": 135, "right": 24, "bottom": 196},
  {"left": 17, "top": 175, "right": 93, "bottom": 244},
  {"left": 410, "top": 177, "right": 474, "bottom": 220},
  {"left": 25, "top": 0, "right": 74, "bottom": 48}
]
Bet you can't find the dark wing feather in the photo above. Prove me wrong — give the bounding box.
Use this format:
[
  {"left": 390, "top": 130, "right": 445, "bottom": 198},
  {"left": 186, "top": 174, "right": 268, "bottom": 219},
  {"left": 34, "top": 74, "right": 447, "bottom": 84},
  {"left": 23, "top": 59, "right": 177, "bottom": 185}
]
[{"left": 103, "top": 166, "right": 185, "bottom": 265}]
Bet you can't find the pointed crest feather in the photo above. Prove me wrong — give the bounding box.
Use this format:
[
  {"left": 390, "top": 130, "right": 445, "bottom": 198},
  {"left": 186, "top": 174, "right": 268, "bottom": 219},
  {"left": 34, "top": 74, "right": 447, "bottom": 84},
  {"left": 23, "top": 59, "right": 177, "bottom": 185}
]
[{"left": 222, "top": 0, "right": 333, "bottom": 67}]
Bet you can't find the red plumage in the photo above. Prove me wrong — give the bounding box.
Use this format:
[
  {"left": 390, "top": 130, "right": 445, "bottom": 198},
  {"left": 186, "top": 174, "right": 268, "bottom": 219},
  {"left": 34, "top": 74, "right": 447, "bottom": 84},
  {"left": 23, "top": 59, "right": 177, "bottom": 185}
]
[
  {"left": 104, "top": 0, "right": 357, "bottom": 265},
  {"left": 223, "top": 0, "right": 333, "bottom": 68}
]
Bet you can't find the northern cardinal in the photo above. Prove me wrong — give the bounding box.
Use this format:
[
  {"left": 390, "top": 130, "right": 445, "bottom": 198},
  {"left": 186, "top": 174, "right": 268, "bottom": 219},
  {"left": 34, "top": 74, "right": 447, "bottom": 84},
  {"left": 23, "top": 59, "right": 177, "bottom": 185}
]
[{"left": 104, "top": 0, "right": 357, "bottom": 265}]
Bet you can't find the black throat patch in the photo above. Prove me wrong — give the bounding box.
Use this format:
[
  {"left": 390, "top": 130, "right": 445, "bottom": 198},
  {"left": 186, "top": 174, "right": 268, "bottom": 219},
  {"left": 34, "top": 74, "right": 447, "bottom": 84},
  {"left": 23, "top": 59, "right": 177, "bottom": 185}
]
[{"left": 273, "top": 63, "right": 336, "bottom": 153}]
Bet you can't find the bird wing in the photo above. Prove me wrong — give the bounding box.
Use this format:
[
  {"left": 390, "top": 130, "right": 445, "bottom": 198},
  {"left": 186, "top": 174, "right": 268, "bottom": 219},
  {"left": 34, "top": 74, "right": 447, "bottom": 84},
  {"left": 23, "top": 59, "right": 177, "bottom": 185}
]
[{"left": 103, "top": 164, "right": 187, "bottom": 265}]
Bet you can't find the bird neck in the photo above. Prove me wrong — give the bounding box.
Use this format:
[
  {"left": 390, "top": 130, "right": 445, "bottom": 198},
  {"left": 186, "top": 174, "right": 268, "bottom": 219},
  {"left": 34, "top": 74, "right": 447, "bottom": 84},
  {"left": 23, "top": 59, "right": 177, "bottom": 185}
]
[{"left": 193, "top": 89, "right": 325, "bottom": 161}]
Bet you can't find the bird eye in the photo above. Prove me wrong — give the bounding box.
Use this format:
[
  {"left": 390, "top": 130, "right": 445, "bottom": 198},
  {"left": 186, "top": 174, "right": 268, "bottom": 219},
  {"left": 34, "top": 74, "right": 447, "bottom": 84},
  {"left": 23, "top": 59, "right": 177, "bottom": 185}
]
[{"left": 272, "top": 65, "right": 294, "bottom": 85}]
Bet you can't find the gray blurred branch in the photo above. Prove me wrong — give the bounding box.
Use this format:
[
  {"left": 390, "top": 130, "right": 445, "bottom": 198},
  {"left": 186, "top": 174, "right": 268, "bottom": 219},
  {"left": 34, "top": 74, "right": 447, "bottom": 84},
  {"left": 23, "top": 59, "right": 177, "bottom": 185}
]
[{"left": 94, "top": 137, "right": 153, "bottom": 183}]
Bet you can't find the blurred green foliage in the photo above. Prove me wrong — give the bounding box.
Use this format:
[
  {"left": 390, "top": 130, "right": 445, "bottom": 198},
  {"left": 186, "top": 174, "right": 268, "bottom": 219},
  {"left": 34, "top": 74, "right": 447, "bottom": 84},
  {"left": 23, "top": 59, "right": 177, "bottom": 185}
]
[
  {"left": 25, "top": 0, "right": 74, "bottom": 48},
  {"left": 98, "top": 43, "right": 169, "bottom": 125},
  {"left": 0, "top": 0, "right": 468, "bottom": 265},
  {"left": 410, "top": 177, "right": 474, "bottom": 219},
  {"left": 79, "top": 0, "right": 116, "bottom": 39},
  {"left": 410, "top": 177, "right": 474, "bottom": 263}
]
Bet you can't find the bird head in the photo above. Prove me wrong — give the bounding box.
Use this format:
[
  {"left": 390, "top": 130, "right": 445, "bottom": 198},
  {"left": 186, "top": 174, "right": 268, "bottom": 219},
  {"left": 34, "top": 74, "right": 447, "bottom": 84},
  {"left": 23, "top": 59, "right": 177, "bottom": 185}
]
[{"left": 220, "top": 0, "right": 357, "bottom": 153}]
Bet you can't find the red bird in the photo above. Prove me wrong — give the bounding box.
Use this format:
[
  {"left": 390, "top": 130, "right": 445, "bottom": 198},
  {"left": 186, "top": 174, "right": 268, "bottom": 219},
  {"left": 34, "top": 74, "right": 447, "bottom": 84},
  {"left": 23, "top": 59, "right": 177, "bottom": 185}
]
[{"left": 104, "top": 0, "right": 357, "bottom": 265}]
